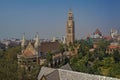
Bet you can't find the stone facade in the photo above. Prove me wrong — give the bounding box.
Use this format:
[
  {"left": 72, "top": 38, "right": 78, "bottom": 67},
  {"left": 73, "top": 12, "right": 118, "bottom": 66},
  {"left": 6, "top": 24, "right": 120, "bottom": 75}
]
[
  {"left": 66, "top": 9, "right": 75, "bottom": 45},
  {"left": 18, "top": 33, "right": 65, "bottom": 69},
  {"left": 17, "top": 33, "right": 41, "bottom": 70}
]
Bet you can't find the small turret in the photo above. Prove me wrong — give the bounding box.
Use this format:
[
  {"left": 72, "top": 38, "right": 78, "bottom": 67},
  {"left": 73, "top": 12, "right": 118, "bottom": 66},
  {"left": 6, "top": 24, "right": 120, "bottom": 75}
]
[
  {"left": 68, "top": 9, "right": 73, "bottom": 20},
  {"left": 21, "top": 33, "right": 25, "bottom": 52},
  {"left": 34, "top": 32, "right": 40, "bottom": 49},
  {"left": 34, "top": 32, "right": 40, "bottom": 64}
]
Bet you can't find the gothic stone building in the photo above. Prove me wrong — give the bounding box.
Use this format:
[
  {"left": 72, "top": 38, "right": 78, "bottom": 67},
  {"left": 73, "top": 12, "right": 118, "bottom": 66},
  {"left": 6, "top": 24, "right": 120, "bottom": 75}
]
[
  {"left": 18, "top": 9, "right": 77, "bottom": 69},
  {"left": 17, "top": 33, "right": 65, "bottom": 69},
  {"left": 66, "top": 9, "right": 75, "bottom": 45},
  {"left": 17, "top": 33, "right": 41, "bottom": 69}
]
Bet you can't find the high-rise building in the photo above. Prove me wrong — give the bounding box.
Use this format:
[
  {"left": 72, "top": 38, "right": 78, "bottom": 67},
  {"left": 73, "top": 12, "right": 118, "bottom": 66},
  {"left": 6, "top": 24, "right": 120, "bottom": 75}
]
[{"left": 66, "top": 9, "right": 75, "bottom": 45}]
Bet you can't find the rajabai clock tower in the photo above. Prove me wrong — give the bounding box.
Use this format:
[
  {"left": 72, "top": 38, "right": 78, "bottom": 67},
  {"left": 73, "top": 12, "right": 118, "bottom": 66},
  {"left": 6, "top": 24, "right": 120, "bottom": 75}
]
[{"left": 66, "top": 9, "right": 75, "bottom": 45}]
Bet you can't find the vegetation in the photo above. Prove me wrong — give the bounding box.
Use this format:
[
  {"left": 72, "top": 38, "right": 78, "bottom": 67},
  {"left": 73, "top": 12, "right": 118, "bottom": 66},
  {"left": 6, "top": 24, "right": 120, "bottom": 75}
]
[
  {"left": 70, "top": 39, "right": 120, "bottom": 79},
  {"left": 0, "top": 47, "right": 20, "bottom": 80},
  {"left": 18, "top": 64, "right": 40, "bottom": 80},
  {"left": 0, "top": 39, "right": 120, "bottom": 79},
  {"left": 0, "top": 46, "right": 40, "bottom": 80},
  {"left": 45, "top": 51, "right": 53, "bottom": 67}
]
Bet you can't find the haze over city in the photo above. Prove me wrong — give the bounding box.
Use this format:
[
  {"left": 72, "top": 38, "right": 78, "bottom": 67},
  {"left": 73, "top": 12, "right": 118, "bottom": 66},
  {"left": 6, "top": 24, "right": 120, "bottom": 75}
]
[
  {"left": 0, "top": 0, "right": 120, "bottom": 80},
  {"left": 0, "top": 0, "right": 120, "bottom": 39}
]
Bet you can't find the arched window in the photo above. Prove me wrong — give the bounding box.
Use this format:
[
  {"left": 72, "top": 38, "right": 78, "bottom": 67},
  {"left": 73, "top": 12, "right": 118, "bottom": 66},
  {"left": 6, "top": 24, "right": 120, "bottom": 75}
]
[{"left": 68, "top": 29, "right": 71, "bottom": 33}]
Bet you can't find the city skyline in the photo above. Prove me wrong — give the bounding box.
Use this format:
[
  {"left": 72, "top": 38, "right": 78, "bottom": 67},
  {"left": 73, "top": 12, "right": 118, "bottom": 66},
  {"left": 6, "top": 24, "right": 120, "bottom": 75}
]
[{"left": 0, "top": 0, "right": 120, "bottom": 39}]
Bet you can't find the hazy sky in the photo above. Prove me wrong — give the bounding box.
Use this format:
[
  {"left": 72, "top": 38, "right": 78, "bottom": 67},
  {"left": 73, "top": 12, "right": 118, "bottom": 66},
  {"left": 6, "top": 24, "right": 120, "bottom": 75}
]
[{"left": 0, "top": 0, "right": 120, "bottom": 40}]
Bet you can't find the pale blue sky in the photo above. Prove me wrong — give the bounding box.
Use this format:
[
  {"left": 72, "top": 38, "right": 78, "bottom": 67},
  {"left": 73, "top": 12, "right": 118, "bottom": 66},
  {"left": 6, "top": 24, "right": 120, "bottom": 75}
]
[{"left": 0, "top": 0, "right": 120, "bottom": 39}]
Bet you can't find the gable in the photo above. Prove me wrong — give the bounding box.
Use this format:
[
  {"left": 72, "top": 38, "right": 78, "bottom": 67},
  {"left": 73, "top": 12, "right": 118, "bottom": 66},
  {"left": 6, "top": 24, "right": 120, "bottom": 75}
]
[
  {"left": 22, "top": 42, "right": 37, "bottom": 58},
  {"left": 40, "top": 75, "right": 47, "bottom": 80}
]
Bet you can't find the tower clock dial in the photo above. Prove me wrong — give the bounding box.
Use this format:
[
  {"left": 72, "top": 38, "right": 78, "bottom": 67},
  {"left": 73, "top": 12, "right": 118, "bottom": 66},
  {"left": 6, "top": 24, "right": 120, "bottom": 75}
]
[
  {"left": 68, "top": 22, "right": 72, "bottom": 26},
  {"left": 66, "top": 9, "right": 75, "bottom": 45}
]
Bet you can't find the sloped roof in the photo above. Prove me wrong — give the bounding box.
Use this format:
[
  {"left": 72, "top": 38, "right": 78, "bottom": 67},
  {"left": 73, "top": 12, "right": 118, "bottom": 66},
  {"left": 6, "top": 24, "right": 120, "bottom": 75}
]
[
  {"left": 108, "top": 42, "right": 120, "bottom": 49},
  {"left": 38, "top": 67, "right": 56, "bottom": 80},
  {"left": 46, "top": 70, "right": 60, "bottom": 80},
  {"left": 60, "top": 63, "right": 72, "bottom": 71},
  {"left": 22, "top": 42, "right": 37, "bottom": 58},
  {"left": 39, "top": 41, "right": 60, "bottom": 53},
  {"left": 104, "top": 36, "right": 112, "bottom": 40},
  {"left": 38, "top": 67, "right": 120, "bottom": 80},
  {"left": 109, "top": 45, "right": 120, "bottom": 49}
]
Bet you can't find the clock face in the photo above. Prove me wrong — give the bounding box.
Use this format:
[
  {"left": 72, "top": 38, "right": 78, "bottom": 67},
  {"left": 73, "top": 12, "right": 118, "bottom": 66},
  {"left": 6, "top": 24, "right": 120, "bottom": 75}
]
[{"left": 68, "top": 22, "right": 72, "bottom": 26}]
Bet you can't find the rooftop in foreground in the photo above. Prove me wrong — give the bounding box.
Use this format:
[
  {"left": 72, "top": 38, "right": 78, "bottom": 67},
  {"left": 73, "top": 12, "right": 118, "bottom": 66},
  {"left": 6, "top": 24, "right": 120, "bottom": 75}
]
[{"left": 38, "top": 66, "right": 120, "bottom": 80}]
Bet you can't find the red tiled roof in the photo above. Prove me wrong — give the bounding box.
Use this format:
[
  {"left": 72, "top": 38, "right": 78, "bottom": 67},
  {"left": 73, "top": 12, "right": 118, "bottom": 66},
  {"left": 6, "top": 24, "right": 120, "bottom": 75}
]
[
  {"left": 104, "top": 36, "right": 112, "bottom": 40},
  {"left": 23, "top": 49, "right": 35, "bottom": 57},
  {"left": 108, "top": 45, "right": 119, "bottom": 49},
  {"left": 22, "top": 42, "right": 37, "bottom": 57}
]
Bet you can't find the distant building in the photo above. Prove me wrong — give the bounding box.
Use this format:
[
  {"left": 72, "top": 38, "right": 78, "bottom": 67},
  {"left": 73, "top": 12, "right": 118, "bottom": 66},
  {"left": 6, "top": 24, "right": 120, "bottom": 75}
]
[
  {"left": 118, "top": 36, "right": 120, "bottom": 41},
  {"left": 17, "top": 33, "right": 41, "bottom": 70},
  {"left": 18, "top": 33, "right": 65, "bottom": 69},
  {"left": 66, "top": 9, "right": 75, "bottom": 45},
  {"left": 106, "top": 42, "right": 120, "bottom": 54},
  {"left": 103, "top": 36, "right": 112, "bottom": 41},
  {"left": 61, "top": 36, "right": 66, "bottom": 44},
  {"left": 0, "top": 42, "right": 6, "bottom": 50},
  {"left": 110, "top": 29, "right": 118, "bottom": 39},
  {"left": 93, "top": 28, "right": 102, "bottom": 39},
  {"left": 52, "top": 37, "right": 56, "bottom": 42},
  {"left": 0, "top": 38, "right": 20, "bottom": 49}
]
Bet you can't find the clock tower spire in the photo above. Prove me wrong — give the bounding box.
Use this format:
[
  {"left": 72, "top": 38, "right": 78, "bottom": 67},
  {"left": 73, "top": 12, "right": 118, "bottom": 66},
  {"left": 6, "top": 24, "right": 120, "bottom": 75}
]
[{"left": 66, "top": 9, "right": 75, "bottom": 45}]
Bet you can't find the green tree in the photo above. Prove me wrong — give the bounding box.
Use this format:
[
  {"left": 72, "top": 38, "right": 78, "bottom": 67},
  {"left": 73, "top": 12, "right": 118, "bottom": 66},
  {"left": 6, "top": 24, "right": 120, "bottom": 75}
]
[
  {"left": 96, "top": 39, "right": 110, "bottom": 51},
  {"left": 113, "top": 50, "right": 120, "bottom": 63},
  {"left": 0, "top": 49, "right": 4, "bottom": 58},
  {"left": 59, "top": 44, "right": 65, "bottom": 53},
  {"left": 109, "top": 63, "right": 120, "bottom": 78},
  {"left": 46, "top": 51, "right": 53, "bottom": 66}
]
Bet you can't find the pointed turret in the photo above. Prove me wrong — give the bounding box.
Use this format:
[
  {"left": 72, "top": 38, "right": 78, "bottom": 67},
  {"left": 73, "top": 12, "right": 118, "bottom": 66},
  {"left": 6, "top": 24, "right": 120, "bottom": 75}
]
[
  {"left": 68, "top": 9, "right": 73, "bottom": 20},
  {"left": 21, "top": 33, "right": 25, "bottom": 52},
  {"left": 34, "top": 32, "right": 40, "bottom": 49},
  {"left": 34, "top": 32, "right": 40, "bottom": 64}
]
